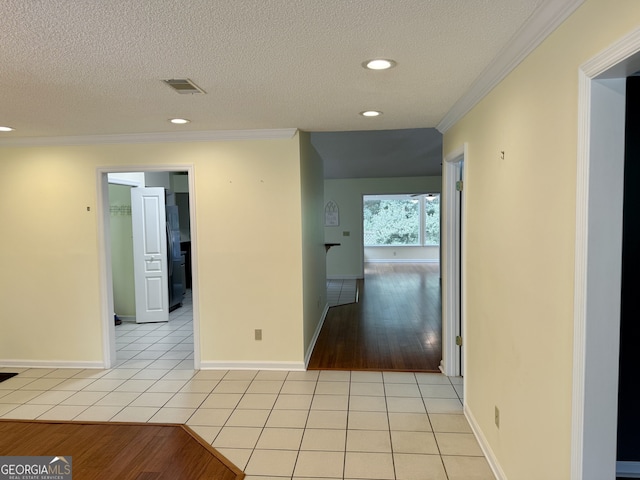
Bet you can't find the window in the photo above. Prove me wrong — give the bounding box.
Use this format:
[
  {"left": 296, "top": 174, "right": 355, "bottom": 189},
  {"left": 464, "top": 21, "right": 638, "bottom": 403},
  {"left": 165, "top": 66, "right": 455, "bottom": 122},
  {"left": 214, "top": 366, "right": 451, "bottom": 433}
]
[
  {"left": 363, "top": 194, "right": 440, "bottom": 246},
  {"left": 423, "top": 194, "right": 440, "bottom": 245}
]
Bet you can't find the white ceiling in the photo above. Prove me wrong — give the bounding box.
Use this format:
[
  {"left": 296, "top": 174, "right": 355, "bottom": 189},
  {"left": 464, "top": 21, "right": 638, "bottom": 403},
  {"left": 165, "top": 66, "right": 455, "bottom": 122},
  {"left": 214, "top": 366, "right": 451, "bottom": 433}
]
[
  {"left": 312, "top": 129, "right": 443, "bottom": 179},
  {"left": 0, "top": 0, "right": 580, "bottom": 177}
]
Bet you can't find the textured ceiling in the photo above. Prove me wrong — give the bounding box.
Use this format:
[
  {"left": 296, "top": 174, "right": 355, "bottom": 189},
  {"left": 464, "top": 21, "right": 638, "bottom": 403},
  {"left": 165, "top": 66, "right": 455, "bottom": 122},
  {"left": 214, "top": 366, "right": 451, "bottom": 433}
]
[{"left": 1, "top": 0, "right": 576, "bottom": 177}]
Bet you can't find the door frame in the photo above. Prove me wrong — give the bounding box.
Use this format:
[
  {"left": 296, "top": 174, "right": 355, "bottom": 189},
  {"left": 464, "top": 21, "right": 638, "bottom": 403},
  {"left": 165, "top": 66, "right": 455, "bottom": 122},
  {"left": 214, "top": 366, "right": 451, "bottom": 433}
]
[
  {"left": 571, "top": 27, "right": 640, "bottom": 479},
  {"left": 97, "top": 165, "right": 200, "bottom": 369},
  {"left": 442, "top": 143, "right": 467, "bottom": 377}
]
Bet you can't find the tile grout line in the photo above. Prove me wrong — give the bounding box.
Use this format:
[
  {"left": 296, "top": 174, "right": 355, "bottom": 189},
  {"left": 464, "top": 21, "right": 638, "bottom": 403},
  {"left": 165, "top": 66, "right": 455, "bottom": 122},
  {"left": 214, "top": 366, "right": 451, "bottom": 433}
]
[
  {"left": 342, "top": 371, "right": 352, "bottom": 480},
  {"left": 217, "top": 370, "right": 261, "bottom": 473},
  {"left": 1, "top": 314, "right": 483, "bottom": 480}
]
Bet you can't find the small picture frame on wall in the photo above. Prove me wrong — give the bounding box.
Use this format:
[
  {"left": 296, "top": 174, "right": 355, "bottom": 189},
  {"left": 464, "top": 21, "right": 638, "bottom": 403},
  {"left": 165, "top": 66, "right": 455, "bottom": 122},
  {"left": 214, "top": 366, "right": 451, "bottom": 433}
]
[{"left": 324, "top": 200, "right": 339, "bottom": 226}]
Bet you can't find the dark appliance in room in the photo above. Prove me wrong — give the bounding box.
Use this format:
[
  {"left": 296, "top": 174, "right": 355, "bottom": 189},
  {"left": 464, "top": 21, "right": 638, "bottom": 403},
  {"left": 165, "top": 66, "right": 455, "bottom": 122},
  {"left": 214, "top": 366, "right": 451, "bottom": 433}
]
[{"left": 166, "top": 193, "right": 186, "bottom": 311}]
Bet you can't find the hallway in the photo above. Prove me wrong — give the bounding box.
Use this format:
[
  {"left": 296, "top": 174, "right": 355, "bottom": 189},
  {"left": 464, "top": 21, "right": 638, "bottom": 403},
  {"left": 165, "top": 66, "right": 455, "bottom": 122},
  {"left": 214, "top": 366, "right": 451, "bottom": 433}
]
[
  {"left": 0, "top": 266, "right": 494, "bottom": 479},
  {"left": 309, "top": 263, "right": 442, "bottom": 371}
]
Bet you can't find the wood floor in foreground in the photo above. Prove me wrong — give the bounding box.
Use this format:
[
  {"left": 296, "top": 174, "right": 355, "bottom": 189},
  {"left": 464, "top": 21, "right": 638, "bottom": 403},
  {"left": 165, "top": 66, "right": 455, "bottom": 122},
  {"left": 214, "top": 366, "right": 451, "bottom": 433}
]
[
  {"left": 308, "top": 263, "right": 442, "bottom": 372},
  {"left": 0, "top": 419, "right": 244, "bottom": 480}
]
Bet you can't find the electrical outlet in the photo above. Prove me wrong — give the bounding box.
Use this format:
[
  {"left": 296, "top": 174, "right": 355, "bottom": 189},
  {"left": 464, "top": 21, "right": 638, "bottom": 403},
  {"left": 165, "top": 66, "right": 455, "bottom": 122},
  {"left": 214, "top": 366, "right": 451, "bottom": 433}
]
[
  {"left": 495, "top": 406, "right": 500, "bottom": 428},
  {"left": 254, "top": 329, "right": 262, "bottom": 341}
]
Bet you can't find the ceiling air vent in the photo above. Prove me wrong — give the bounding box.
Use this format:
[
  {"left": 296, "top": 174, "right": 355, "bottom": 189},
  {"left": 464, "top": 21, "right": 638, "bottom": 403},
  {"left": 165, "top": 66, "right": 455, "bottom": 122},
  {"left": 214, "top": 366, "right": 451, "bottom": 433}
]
[{"left": 162, "top": 78, "right": 206, "bottom": 94}]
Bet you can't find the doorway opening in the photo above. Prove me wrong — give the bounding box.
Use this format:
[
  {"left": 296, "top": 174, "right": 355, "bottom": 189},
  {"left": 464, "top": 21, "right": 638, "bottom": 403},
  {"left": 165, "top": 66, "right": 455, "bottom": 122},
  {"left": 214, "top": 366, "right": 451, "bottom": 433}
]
[
  {"left": 98, "top": 167, "right": 199, "bottom": 370},
  {"left": 571, "top": 28, "right": 640, "bottom": 479},
  {"left": 442, "top": 145, "right": 466, "bottom": 377},
  {"left": 362, "top": 192, "right": 442, "bottom": 369},
  {"left": 307, "top": 193, "right": 443, "bottom": 371}
]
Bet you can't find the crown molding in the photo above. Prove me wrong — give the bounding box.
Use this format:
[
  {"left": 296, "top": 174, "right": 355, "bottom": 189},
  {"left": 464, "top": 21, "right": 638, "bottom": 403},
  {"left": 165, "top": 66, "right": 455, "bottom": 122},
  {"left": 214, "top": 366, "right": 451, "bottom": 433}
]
[
  {"left": 437, "top": 0, "right": 584, "bottom": 133},
  {"left": 0, "top": 128, "right": 298, "bottom": 147},
  {"left": 580, "top": 27, "right": 640, "bottom": 78}
]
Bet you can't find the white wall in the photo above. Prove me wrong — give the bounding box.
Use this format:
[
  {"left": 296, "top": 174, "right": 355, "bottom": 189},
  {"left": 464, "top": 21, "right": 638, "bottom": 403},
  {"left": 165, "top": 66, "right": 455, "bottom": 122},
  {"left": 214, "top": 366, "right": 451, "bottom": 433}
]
[
  {"left": 364, "top": 245, "right": 439, "bottom": 263},
  {"left": 324, "top": 176, "right": 442, "bottom": 278}
]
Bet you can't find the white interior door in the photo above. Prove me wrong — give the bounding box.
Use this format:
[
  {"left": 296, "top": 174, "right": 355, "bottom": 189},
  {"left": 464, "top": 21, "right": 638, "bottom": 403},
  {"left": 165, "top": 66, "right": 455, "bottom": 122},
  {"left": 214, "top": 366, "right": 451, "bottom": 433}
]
[
  {"left": 443, "top": 145, "right": 466, "bottom": 377},
  {"left": 131, "top": 187, "right": 169, "bottom": 323},
  {"left": 456, "top": 160, "right": 464, "bottom": 376}
]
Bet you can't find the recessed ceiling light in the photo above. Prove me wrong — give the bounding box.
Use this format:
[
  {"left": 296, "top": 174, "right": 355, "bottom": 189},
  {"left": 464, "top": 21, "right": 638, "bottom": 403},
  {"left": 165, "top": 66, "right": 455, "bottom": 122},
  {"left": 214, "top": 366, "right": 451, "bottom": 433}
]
[
  {"left": 360, "top": 110, "right": 382, "bottom": 117},
  {"left": 0, "top": 126, "right": 14, "bottom": 132},
  {"left": 363, "top": 59, "right": 396, "bottom": 70},
  {"left": 169, "top": 118, "right": 190, "bottom": 124}
]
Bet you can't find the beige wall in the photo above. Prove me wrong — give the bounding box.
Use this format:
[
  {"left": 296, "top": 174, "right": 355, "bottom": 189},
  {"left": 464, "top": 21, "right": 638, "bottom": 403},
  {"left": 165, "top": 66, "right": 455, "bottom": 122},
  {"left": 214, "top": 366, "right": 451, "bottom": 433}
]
[
  {"left": 298, "top": 132, "right": 327, "bottom": 360},
  {"left": 443, "top": 0, "right": 640, "bottom": 478},
  {"left": 324, "top": 176, "right": 442, "bottom": 278},
  {"left": 0, "top": 134, "right": 309, "bottom": 367}
]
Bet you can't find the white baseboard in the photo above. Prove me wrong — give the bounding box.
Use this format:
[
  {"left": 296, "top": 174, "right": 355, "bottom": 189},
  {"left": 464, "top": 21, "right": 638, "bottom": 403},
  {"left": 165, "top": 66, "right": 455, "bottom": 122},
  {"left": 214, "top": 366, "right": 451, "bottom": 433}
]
[
  {"left": 199, "top": 360, "right": 306, "bottom": 371},
  {"left": 617, "top": 461, "right": 640, "bottom": 477},
  {"left": 305, "top": 303, "right": 330, "bottom": 368},
  {"left": 118, "top": 315, "right": 136, "bottom": 323},
  {"left": 327, "top": 274, "right": 363, "bottom": 280},
  {"left": 0, "top": 360, "right": 105, "bottom": 369},
  {"left": 197, "top": 302, "right": 330, "bottom": 372},
  {"left": 464, "top": 404, "right": 507, "bottom": 480},
  {"left": 364, "top": 259, "right": 439, "bottom": 263}
]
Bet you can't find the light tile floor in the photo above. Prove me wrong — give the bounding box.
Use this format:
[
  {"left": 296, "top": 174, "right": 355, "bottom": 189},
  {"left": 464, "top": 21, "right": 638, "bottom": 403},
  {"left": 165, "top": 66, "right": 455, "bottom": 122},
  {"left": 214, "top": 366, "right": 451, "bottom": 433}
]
[{"left": 0, "top": 293, "right": 494, "bottom": 480}]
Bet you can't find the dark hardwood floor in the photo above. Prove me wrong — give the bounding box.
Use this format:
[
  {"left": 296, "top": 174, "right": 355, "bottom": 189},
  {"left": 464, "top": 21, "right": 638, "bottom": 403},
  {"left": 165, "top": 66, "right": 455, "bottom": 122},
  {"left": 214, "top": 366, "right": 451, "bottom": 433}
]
[
  {"left": 308, "top": 262, "right": 442, "bottom": 372},
  {"left": 0, "top": 420, "right": 244, "bottom": 480}
]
